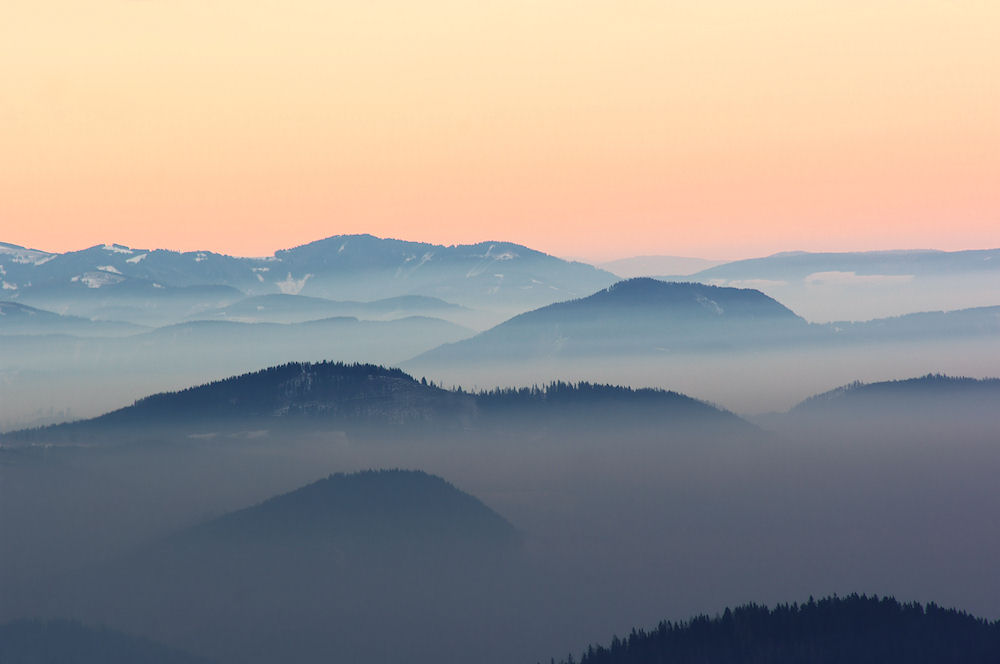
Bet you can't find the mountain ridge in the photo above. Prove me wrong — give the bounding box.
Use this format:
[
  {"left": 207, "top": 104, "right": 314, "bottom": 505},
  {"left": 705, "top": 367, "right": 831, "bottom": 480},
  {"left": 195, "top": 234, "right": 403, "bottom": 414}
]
[{"left": 2, "top": 360, "right": 748, "bottom": 444}]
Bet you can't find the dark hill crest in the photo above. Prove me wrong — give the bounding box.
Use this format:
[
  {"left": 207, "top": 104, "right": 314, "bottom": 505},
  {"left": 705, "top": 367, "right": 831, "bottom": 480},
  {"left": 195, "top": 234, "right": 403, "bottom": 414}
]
[
  {"left": 550, "top": 594, "right": 1000, "bottom": 664},
  {"left": 2, "top": 361, "right": 750, "bottom": 444},
  {"left": 792, "top": 373, "right": 1000, "bottom": 413},
  {"left": 189, "top": 469, "right": 518, "bottom": 547}
]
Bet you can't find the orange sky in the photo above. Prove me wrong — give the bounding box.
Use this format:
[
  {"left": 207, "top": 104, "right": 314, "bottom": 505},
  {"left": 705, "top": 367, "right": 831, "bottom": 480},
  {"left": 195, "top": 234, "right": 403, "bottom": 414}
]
[{"left": 2, "top": 1, "right": 998, "bottom": 260}]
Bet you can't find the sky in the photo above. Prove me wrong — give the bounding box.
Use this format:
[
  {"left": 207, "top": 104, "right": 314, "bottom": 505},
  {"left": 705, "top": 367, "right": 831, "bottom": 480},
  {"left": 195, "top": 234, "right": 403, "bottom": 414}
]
[{"left": 2, "top": 1, "right": 998, "bottom": 261}]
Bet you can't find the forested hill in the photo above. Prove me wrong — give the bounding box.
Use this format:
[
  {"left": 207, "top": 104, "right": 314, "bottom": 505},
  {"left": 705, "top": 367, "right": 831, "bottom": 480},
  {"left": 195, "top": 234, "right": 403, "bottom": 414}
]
[
  {"left": 4, "top": 361, "right": 748, "bottom": 443},
  {"left": 549, "top": 595, "right": 1000, "bottom": 664},
  {"left": 791, "top": 374, "right": 1000, "bottom": 414}
]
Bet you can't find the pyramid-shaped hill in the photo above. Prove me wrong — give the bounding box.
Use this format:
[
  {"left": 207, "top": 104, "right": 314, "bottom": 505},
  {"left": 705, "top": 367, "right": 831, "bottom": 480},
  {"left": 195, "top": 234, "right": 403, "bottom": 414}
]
[
  {"left": 411, "top": 278, "right": 812, "bottom": 364},
  {"left": 183, "top": 469, "right": 518, "bottom": 552},
  {"left": 38, "top": 471, "right": 524, "bottom": 664}
]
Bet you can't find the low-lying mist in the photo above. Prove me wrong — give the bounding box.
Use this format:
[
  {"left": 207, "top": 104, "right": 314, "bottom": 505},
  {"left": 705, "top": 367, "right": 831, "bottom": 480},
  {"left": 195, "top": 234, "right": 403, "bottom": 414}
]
[{"left": 4, "top": 373, "right": 999, "bottom": 663}]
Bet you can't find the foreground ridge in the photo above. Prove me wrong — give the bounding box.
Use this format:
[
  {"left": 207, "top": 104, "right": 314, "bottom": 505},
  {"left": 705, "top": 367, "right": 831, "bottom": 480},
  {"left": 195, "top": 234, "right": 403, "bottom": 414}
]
[{"left": 549, "top": 594, "right": 1000, "bottom": 664}]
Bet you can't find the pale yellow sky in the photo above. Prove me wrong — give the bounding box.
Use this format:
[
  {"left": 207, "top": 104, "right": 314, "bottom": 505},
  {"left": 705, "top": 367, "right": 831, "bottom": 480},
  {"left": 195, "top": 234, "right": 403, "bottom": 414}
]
[{"left": 2, "top": 1, "right": 998, "bottom": 259}]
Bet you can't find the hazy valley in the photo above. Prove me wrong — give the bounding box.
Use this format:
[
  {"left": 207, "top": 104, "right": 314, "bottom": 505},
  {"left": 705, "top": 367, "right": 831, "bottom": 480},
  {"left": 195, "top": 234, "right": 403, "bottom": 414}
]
[{"left": 2, "top": 236, "right": 999, "bottom": 663}]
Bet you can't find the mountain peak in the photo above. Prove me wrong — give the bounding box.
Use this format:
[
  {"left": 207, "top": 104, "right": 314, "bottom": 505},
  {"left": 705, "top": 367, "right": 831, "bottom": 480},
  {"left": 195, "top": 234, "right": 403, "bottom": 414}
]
[{"left": 202, "top": 469, "right": 518, "bottom": 545}]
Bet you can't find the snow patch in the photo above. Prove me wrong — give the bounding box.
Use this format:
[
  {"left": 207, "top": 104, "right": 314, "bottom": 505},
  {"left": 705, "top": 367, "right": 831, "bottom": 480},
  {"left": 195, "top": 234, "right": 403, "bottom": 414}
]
[
  {"left": 0, "top": 244, "right": 51, "bottom": 263},
  {"left": 34, "top": 255, "right": 56, "bottom": 266},
  {"left": 80, "top": 271, "right": 125, "bottom": 288},
  {"left": 475, "top": 244, "right": 518, "bottom": 261},
  {"left": 103, "top": 244, "right": 133, "bottom": 254},
  {"left": 277, "top": 273, "right": 312, "bottom": 295},
  {"left": 695, "top": 294, "right": 724, "bottom": 315},
  {"left": 1, "top": 281, "right": 16, "bottom": 291},
  {"left": 126, "top": 253, "right": 147, "bottom": 264},
  {"left": 338, "top": 243, "right": 347, "bottom": 253},
  {"left": 97, "top": 265, "right": 122, "bottom": 274}
]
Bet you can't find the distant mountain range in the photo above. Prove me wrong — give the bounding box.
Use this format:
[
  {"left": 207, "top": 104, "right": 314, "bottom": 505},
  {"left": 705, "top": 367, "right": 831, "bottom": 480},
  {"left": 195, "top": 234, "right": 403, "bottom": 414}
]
[
  {"left": 190, "top": 293, "right": 469, "bottom": 325},
  {"left": 674, "top": 248, "right": 1000, "bottom": 322},
  {"left": 6, "top": 241, "right": 998, "bottom": 327},
  {"left": 596, "top": 255, "right": 724, "bottom": 278},
  {"left": 0, "top": 235, "right": 617, "bottom": 323},
  {"left": 687, "top": 248, "right": 1000, "bottom": 282}
]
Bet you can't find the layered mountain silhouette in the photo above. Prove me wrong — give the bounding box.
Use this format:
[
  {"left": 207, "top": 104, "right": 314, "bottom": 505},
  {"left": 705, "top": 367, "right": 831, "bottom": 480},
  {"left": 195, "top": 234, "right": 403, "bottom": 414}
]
[
  {"left": 0, "top": 301, "right": 145, "bottom": 337},
  {"left": 549, "top": 594, "right": 1000, "bottom": 664},
  {"left": 597, "top": 254, "right": 724, "bottom": 278},
  {"left": 675, "top": 248, "right": 1000, "bottom": 322},
  {"left": 687, "top": 248, "right": 1000, "bottom": 282},
  {"left": 827, "top": 305, "right": 1000, "bottom": 341},
  {"left": 0, "top": 619, "right": 212, "bottom": 664},
  {"left": 3, "top": 361, "right": 748, "bottom": 444},
  {"left": 190, "top": 293, "right": 469, "bottom": 325},
  {"left": 410, "top": 278, "right": 1000, "bottom": 368},
  {"left": 0, "top": 235, "right": 617, "bottom": 322},
  {"left": 0, "top": 316, "right": 473, "bottom": 403}
]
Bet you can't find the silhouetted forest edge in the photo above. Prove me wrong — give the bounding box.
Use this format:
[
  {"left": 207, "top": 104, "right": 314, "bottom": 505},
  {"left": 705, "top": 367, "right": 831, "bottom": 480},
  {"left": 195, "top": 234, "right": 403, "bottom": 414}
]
[{"left": 544, "top": 594, "right": 1000, "bottom": 664}]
